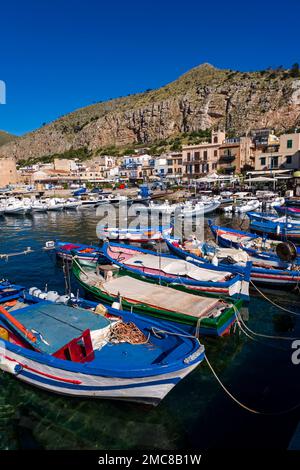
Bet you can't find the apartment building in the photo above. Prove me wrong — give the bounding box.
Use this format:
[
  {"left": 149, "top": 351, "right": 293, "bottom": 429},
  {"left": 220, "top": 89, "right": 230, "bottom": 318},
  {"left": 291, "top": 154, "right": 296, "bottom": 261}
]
[
  {"left": 165, "top": 152, "right": 183, "bottom": 178},
  {"left": 254, "top": 132, "right": 300, "bottom": 171},
  {"left": 182, "top": 130, "right": 225, "bottom": 179},
  {"left": 218, "top": 137, "right": 255, "bottom": 174}
]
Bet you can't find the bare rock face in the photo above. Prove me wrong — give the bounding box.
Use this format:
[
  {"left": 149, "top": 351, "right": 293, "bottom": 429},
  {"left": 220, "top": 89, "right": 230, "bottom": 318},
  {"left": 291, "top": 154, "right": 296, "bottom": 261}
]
[{"left": 1, "top": 64, "right": 300, "bottom": 161}]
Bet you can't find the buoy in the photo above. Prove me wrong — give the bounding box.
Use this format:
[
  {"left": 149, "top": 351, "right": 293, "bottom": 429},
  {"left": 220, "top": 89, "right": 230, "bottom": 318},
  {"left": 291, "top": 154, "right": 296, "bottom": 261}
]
[{"left": 0, "top": 327, "right": 9, "bottom": 341}]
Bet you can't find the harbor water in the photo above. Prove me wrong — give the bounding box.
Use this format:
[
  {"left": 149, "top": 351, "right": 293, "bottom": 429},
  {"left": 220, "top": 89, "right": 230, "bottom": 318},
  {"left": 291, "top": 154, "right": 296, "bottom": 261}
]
[{"left": 0, "top": 209, "right": 300, "bottom": 449}]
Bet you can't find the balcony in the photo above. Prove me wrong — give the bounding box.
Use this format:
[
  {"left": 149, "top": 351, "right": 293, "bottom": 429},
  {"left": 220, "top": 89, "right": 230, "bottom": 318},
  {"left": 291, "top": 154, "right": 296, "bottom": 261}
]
[{"left": 218, "top": 154, "right": 235, "bottom": 163}]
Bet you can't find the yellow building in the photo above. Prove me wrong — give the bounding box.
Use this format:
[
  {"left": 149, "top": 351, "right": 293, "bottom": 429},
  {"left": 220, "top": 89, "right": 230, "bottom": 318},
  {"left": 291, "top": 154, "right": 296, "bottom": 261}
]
[{"left": 0, "top": 157, "right": 18, "bottom": 187}]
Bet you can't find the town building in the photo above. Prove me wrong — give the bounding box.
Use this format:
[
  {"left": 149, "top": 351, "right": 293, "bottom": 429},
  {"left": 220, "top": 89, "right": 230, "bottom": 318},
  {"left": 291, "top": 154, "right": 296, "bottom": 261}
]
[
  {"left": 254, "top": 132, "right": 300, "bottom": 171},
  {"left": 182, "top": 130, "right": 225, "bottom": 179},
  {"left": 0, "top": 157, "right": 18, "bottom": 186},
  {"left": 218, "top": 137, "right": 255, "bottom": 174}
]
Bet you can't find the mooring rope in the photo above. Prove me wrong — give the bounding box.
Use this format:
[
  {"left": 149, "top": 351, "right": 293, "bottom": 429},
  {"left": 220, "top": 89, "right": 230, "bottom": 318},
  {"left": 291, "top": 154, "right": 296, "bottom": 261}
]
[
  {"left": 250, "top": 280, "right": 300, "bottom": 317},
  {"left": 204, "top": 353, "right": 300, "bottom": 415},
  {"left": 232, "top": 302, "right": 299, "bottom": 341}
]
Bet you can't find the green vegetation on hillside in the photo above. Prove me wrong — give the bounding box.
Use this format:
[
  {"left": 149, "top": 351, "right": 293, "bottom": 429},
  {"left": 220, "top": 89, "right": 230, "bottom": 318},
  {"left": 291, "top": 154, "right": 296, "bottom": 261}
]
[{"left": 0, "top": 131, "right": 16, "bottom": 146}]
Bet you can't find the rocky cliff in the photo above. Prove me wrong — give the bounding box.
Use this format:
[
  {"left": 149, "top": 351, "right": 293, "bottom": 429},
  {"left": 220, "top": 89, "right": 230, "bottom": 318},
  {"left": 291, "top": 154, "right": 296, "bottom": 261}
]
[{"left": 1, "top": 64, "right": 300, "bottom": 161}]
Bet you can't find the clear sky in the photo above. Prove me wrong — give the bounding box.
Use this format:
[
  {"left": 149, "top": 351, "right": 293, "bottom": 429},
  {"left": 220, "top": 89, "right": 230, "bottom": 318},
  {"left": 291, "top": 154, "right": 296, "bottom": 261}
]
[{"left": 0, "top": 0, "right": 299, "bottom": 136}]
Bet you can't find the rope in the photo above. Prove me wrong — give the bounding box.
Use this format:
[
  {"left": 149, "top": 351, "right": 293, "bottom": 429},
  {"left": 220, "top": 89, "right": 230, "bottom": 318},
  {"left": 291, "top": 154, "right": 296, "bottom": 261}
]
[
  {"left": 250, "top": 280, "right": 300, "bottom": 317},
  {"left": 204, "top": 353, "right": 300, "bottom": 415},
  {"left": 232, "top": 302, "right": 299, "bottom": 341}
]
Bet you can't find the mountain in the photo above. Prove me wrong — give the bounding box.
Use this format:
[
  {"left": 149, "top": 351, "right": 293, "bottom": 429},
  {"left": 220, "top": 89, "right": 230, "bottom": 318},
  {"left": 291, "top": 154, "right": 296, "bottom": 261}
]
[
  {"left": 1, "top": 63, "right": 300, "bottom": 162},
  {"left": 0, "top": 130, "right": 17, "bottom": 147}
]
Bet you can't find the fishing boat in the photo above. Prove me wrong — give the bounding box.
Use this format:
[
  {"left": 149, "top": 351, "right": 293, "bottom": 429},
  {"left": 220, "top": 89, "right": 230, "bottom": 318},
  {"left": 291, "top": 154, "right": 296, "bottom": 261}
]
[
  {"left": 49, "top": 240, "right": 107, "bottom": 266},
  {"left": 0, "top": 280, "right": 25, "bottom": 301},
  {"left": 247, "top": 211, "right": 300, "bottom": 242},
  {"left": 208, "top": 221, "right": 300, "bottom": 263},
  {"left": 274, "top": 205, "right": 300, "bottom": 219},
  {"left": 165, "top": 236, "right": 300, "bottom": 288},
  {"left": 72, "top": 259, "right": 243, "bottom": 336},
  {"left": 97, "top": 225, "right": 173, "bottom": 242},
  {"left": 0, "top": 291, "right": 204, "bottom": 405},
  {"left": 101, "top": 242, "right": 250, "bottom": 299}
]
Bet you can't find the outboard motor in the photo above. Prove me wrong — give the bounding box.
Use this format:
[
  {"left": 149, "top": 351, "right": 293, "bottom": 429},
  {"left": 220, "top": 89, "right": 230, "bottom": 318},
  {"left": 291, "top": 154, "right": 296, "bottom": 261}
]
[{"left": 276, "top": 241, "right": 298, "bottom": 262}]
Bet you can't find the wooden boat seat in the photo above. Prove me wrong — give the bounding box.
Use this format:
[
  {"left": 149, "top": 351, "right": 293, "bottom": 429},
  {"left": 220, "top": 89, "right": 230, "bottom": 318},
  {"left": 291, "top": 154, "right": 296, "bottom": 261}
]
[
  {"left": 122, "top": 254, "right": 230, "bottom": 282},
  {"left": 101, "top": 275, "right": 221, "bottom": 318}
]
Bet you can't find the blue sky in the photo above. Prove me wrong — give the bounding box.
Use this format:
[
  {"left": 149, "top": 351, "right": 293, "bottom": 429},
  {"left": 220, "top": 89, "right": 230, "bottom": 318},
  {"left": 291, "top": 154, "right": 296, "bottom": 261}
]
[{"left": 0, "top": 0, "right": 299, "bottom": 136}]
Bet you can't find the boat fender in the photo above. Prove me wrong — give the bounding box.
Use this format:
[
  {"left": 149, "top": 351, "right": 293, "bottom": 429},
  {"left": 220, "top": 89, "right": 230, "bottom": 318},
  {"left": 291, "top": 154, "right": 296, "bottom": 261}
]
[
  {"left": 111, "top": 302, "right": 121, "bottom": 310},
  {"left": 0, "top": 327, "right": 9, "bottom": 341},
  {"left": 56, "top": 295, "right": 70, "bottom": 304},
  {"left": 94, "top": 303, "right": 108, "bottom": 316},
  {"left": 212, "top": 255, "right": 219, "bottom": 266},
  {"left": 276, "top": 225, "right": 281, "bottom": 235},
  {"left": 46, "top": 291, "right": 60, "bottom": 302},
  {"left": 0, "top": 357, "right": 22, "bottom": 375},
  {"left": 37, "top": 292, "right": 47, "bottom": 300},
  {"left": 29, "top": 287, "right": 42, "bottom": 297}
]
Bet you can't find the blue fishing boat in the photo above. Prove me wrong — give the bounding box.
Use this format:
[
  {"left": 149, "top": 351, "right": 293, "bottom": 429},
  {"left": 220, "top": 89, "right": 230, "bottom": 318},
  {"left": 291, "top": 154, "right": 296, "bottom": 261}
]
[
  {"left": 101, "top": 242, "right": 250, "bottom": 300},
  {"left": 208, "top": 221, "right": 300, "bottom": 265},
  {"left": 247, "top": 211, "right": 300, "bottom": 242},
  {"left": 165, "top": 236, "right": 300, "bottom": 288},
  {"left": 0, "top": 288, "right": 204, "bottom": 405},
  {"left": 0, "top": 280, "right": 25, "bottom": 302},
  {"left": 50, "top": 240, "right": 107, "bottom": 267},
  {"left": 274, "top": 205, "right": 300, "bottom": 219}
]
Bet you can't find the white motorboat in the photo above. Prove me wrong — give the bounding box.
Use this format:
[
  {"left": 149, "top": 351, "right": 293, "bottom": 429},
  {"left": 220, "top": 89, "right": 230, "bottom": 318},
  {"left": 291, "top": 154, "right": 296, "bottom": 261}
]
[
  {"left": 4, "top": 200, "right": 28, "bottom": 215},
  {"left": 46, "top": 198, "right": 65, "bottom": 212},
  {"left": 63, "top": 198, "right": 82, "bottom": 210},
  {"left": 235, "top": 199, "right": 261, "bottom": 213}
]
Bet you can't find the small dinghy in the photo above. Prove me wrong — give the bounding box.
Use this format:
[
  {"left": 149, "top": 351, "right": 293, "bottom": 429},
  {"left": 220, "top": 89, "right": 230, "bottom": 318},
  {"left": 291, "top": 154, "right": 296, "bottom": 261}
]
[
  {"left": 49, "top": 240, "right": 107, "bottom": 267},
  {"left": 0, "top": 291, "right": 204, "bottom": 405},
  {"left": 63, "top": 198, "right": 82, "bottom": 210},
  {"left": 72, "top": 260, "right": 243, "bottom": 336},
  {"left": 101, "top": 242, "right": 250, "bottom": 299},
  {"left": 97, "top": 225, "right": 172, "bottom": 242}
]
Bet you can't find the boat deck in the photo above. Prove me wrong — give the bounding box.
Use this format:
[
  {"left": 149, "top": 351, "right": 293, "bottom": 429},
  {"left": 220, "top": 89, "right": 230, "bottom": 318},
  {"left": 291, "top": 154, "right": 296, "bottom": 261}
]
[
  {"left": 108, "top": 247, "right": 231, "bottom": 282},
  {"left": 5, "top": 302, "right": 110, "bottom": 354},
  {"left": 98, "top": 275, "right": 221, "bottom": 318}
]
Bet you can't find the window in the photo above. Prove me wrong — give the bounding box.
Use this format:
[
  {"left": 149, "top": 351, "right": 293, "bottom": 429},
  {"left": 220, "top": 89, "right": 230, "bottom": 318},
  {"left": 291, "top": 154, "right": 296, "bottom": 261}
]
[
  {"left": 194, "top": 152, "right": 200, "bottom": 161},
  {"left": 178, "top": 159, "right": 182, "bottom": 165},
  {"left": 286, "top": 155, "right": 292, "bottom": 164},
  {"left": 260, "top": 157, "right": 266, "bottom": 166},
  {"left": 187, "top": 152, "right": 191, "bottom": 162},
  {"left": 203, "top": 151, "right": 208, "bottom": 161},
  {"left": 194, "top": 164, "right": 200, "bottom": 174},
  {"left": 168, "top": 168, "right": 173, "bottom": 174},
  {"left": 214, "top": 136, "right": 218, "bottom": 143},
  {"left": 167, "top": 159, "right": 173, "bottom": 165},
  {"left": 287, "top": 140, "right": 293, "bottom": 149},
  {"left": 270, "top": 156, "right": 278, "bottom": 169},
  {"left": 214, "top": 150, "right": 218, "bottom": 157}
]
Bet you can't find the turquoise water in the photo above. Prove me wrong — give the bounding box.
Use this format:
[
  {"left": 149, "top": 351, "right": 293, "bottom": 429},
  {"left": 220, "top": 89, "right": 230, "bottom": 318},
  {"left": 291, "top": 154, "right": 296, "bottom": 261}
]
[{"left": 0, "top": 209, "right": 300, "bottom": 449}]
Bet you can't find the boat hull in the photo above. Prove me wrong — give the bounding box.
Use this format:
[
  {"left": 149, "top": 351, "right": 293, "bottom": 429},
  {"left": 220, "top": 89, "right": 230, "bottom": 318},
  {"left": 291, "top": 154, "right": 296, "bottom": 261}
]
[{"left": 1, "top": 346, "right": 202, "bottom": 405}]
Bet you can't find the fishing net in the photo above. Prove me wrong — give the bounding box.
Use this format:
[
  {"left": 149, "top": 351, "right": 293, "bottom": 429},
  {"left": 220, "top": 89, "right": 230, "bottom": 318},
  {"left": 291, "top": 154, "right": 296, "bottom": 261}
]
[{"left": 109, "top": 322, "right": 149, "bottom": 345}]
